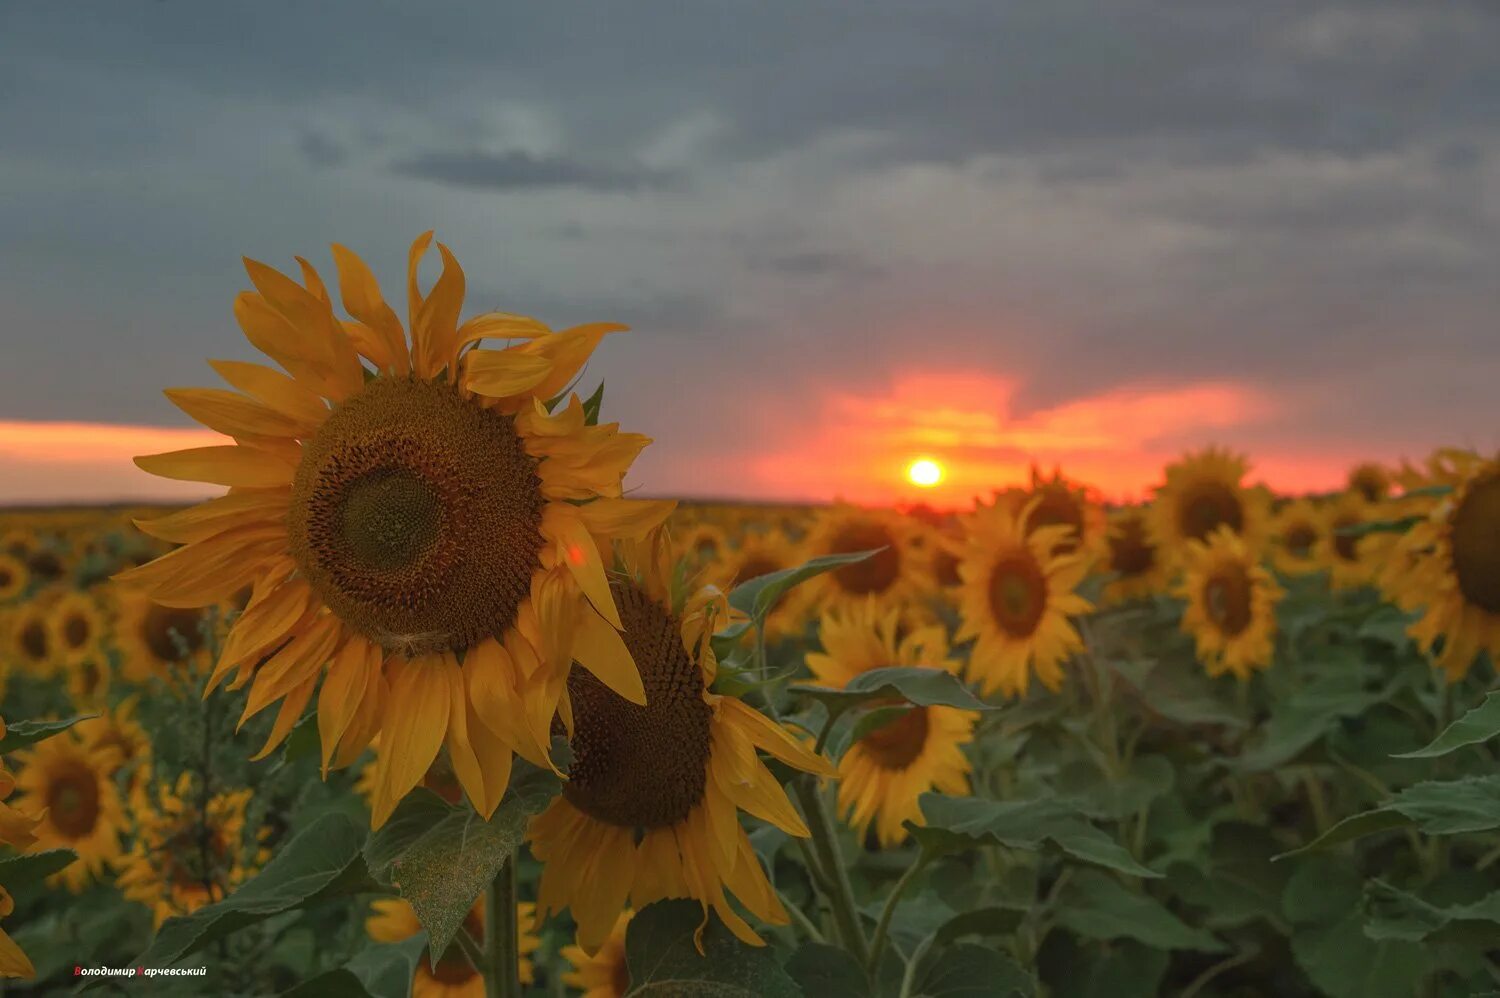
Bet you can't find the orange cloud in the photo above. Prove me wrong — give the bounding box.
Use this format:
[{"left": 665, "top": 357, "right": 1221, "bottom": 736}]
[{"left": 0, "top": 420, "right": 223, "bottom": 504}]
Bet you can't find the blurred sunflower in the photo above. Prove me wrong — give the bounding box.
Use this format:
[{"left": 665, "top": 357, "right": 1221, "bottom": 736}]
[
  {"left": 563, "top": 908, "right": 633, "bottom": 997},
  {"left": 13, "top": 733, "right": 125, "bottom": 893},
  {"left": 718, "top": 529, "right": 808, "bottom": 640},
  {"left": 1176, "top": 526, "right": 1284, "bottom": 679},
  {"left": 0, "top": 555, "right": 26, "bottom": 604},
  {"left": 800, "top": 506, "right": 929, "bottom": 618},
  {"left": 1347, "top": 461, "right": 1391, "bottom": 503},
  {"left": 1149, "top": 447, "right": 1269, "bottom": 566},
  {"left": 1388, "top": 455, "right": 1500, "bottom": 681},
  {"left": 529, "top": 530, "right": 834, "bottom": 951},
  {"left": 366, "top": 897, "right": 541, "bottom": 996},
  {"left": 1270, "top": 499, "right": 1326, "bottom": 577},
  {"left": 806, "top": 600, "right": 975, "bottom": 847},
  {"left": 955, "top": 501, "right": 1091, "bottom": 697},
  {"left": 49, "top": 590, "right": 106, "bottom": 679},
  {"left": 8, "top": 598, "right": 55, "bottom": 677},
  {"left": 117, "top": 234, "right": 673, "bottom": 828},
  {"left": 998, "top": 468, "right": 1108, "bottom": 562},
  {"left": 0, "top": 717, "right": 41, "bottom": 980},
  {"left": 678, "top": 522, "right": 729, "bottom": 567},
  {"left": 110, "top": 589, "right": 213, "bottom": 682},
  {"left": 116, "top": 773, "right": 265, "bottom": 927},
  {"left": 1317, "top": 493, "right": 1376, "bottom": 590},
  {"left": 1100, "top": 506, "right": 1168, "bottom": 604},
  {"left": 77, "top": 698, "right": 152, "bottom": 801}
]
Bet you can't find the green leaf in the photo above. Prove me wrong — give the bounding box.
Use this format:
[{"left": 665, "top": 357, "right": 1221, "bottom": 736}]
[
  {"left": 280, "top": 935, "right": 428, "bottom": 998},
  {"left": 1396, "top": 692, "right": 1500, "bottom": 758},
  {"left": 362, "top": 763, "right": 559, "bottom": 957},
  {"left": 0, "top": 714, "right": 94, "bottom": 754},
  {"left": 1053, "top": 870, "right": 1225, "bottom": 952},
  {"left": 1391, "top": 775, "right": 1500, "bottom": 834},
  {"left": 582, "top": 380, "right": 605, "bottom": 426},
  {"left": 1107, "top": 658, "right": 1247, "bottom": 729},
  {"left": 1056, "top": 755, "right": 1175, "bottom": 822},
  {"left": 1041, "top": 936, "right": 1168, "bottom": 998},
  {"left": 909, "top": 794, "right": 1160, "bottom": 878},
  {"left": 1334, "top": 515, "right": 1426, "bottom": 538},
  {"left": 623, "top": 899, "right": 800, "bottom": 997},
  {"left": 0, "top": 849, "right": 76, "bottom": 889},
  {"left": 1276, "top": 808, "right": 1413, "bottom": 859},
  {"left": 914, "top": 943, "right": 1034, "bottom": 996},
  {"left": 933, "top": 906, "right": 1027, "bottom": 946},
  {"left": 784, "top": 943, "right": 869, "bottom": 998},
  {"left": 1291, "top": 909, "right": 1428, "bottom": 998},
  {"left": 729, "top": 549, "right": 882, "bottom": 627},
  {"left": 114, "top": 814, "right": 383, "bottom": 978},
  {"left": 791, "top": 667, "right": 993, "bottom": 713}
]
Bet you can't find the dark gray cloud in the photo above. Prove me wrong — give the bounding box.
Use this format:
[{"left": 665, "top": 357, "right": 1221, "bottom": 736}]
[{"left": 389, "top": 149, "right": 673, "bottom": 192}]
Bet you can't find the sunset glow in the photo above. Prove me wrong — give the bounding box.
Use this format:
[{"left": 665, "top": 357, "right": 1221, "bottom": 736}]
[{"left": 907, "top": 458, "right": 944, "bottom": 488}]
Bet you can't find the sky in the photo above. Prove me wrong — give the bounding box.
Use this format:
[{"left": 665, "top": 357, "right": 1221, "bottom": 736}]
[{"left": 2, "top": 1, "right": 1498, "bottom": 507}]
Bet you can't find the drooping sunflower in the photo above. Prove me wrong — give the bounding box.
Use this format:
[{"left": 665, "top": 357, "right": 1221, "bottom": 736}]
[
  {"left": 1175, "top": 526, "right": 1284, "bottom": 680},
  {"left": 0, "top": 555, "right": 27, "bottom": 605},
  {"left": 1269, "top": 498, "right": 1326, "bottom": 577},
  {"left": 116, "top": 773, "right": 265, "bottom": 927},
  {"left": 528, "top": 530, "right": 834, "bottom": 951},
  {"left": 13, "top": 733, "right": 125, "bottom": 893},
  {"left": 563, "top": 908, "right": 634, "bottom": 998},
  {"left": 1387, "top": 454, "right": 1500, "bottom": 681},
  {"left": 806, "top": 600, "right": 975, "bottom": 847},
  {"left": 109, "top": 588, "right": 215, "bottom": 682},
  {"left": 366, "top": 897, "right": 541, "bottom": 997},
  {"left": 1317, "top": 492, "right": 1377, "bottom": 590},
  {"left": 117, "top": 234, "right": 673, "bottom": 828},
  {"left": 1347, "top": 461, "right": 1392, "bottom": 503},
  {"left": 0, "top": 717, "right": 41, "bottom": 980},
  {"left": 997, "top": 467, "right": 1108, "bottom": 563},
  {"left": 800, "top": 505, "right": 930, "bottom": 618},
  {"left": 955, "top": 500, "right": 1092, "bottom": 697},
  {"left": 1100, "top": 505, "right": 1169, "bottom": 604},
  {"left": 1149, "top": 447, "right": 1270, "bottom": 567}
]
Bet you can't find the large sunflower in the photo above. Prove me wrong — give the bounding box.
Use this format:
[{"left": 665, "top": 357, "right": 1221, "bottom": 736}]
[
  {"left": 1149, "top": 447, "right": 1269, "bottom": 567},
  {"left": 1269, "top": 498, "right": 1327, "bottom": 577},
  {"left": 366, "top": 897, "right": 541, "bottom": 997},
  {"left": 117, "top": 234, "right": 673, "bottom": 828},
  {"left": 116, "top": 773, "right": 265, "bottom": 927},
  {"left": 1100, "top": 505, "right": 1169, "bottom": 604},
  {"left": 13, "top": 733, "right": 125, "bottom": 893},
  {"left": 1388, "top": 455, "right": 1500, "bottom": 681},
  {"left": 1175, "top": 526, "right": 1284, "bottom": 680},
  {"left": 528, "top": 530, "right": 834, "bottom": 952},
  {"left": 563, "top": 908, "right": 633, "bottom": 998},
  {"left": 800, "top": 505, "right": 930, "bottom": 618},
  {"left": 955, "top": 501, "right": 1092, "bottom": 697},
  {"left": 806, "top": 600, "right": 975, "bottom": 847},
  {"left": 0, "top": 716, "right": 41, "bottom": 980}
]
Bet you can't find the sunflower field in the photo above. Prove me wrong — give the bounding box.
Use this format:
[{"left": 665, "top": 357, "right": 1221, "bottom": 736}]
[{"left": 2, "top": 236, "right": 1499, "bottom": 998}]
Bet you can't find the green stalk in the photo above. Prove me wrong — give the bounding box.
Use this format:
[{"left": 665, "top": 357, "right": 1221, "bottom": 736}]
[
  {"left": 484, "top": 854, "right": 520, "bottom": 998},
  {"left": 793, "top": 776, "right": 870, "bottom": 966},
  {"left": 867, "top": 852, "right": 930, "bottom": 973}
]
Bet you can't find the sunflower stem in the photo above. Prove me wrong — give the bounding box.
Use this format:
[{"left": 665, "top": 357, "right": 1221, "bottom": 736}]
[
  {"left": 484, "top": 853, "right": 520, "bottom": 998},
  {"left": 868, "top": 851, "right": 931, "bottom": 974},
  {"left": 793, "top": 776, "right": 870, "bottom": 967}
]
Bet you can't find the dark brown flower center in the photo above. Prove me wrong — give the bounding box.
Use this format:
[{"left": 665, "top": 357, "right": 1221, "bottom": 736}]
[
  {"left": 20, "top": 616, "right": 48, "bottom": 661},
  {"left": 143, "top": 603, "right": 206, "bottom": 662},
  {"left": 1108, "top": 516, "right": 1156, "bottom": 577},
  {"left": 933, "top": 548, "right": 963, "bottom": 588},
  {"left": 860, "top": 705, "right": 930, "bottom": 770},
  {"left": 737, "top": 556, "right": 781, "bottom": 583},
  {"left": 1178, "top": 482, "right": 1244, "bottom": 542},
  {"left": 1203, "top": 564, "right": 1252, "bottom": 637},
  {"left": 1350, "top": 465, "right": 1389, "bottom": 503},
  {"left": 1331, "top": 514, "right": 1361, "bottom": 563},
  {"left": 987, "top": 553, "right": 1047, "bottom": 639},
  {"left": 1450, "top": 472, "right": 1500, "bottom": 615},
  {"left": 828, "top": 522, "right": 901, "bottom": 596},
  {"left": 287, "top": 377, "right": 546, "bottom": 655},
  {"left": 1027, "top": 486, "right": 1085, "bottom": 553},
  {"left": 1283, "top": 522, "right": 1317, "bottom": 559},
  {"left": 47, "top": 763, "right": 101, "bottom": 838},
  {"left": 562, "top": 579, "right": 712, "bottom": 830},
  {"left": 63, "top": 613, "right": 90, "bottom": 649}
]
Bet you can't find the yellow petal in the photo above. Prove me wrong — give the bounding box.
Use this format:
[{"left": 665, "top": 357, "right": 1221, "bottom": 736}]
[
  {"left": 371, "top": 655, "right": 453, "bottom": 829},
  {"left": 571, "top": 608, "right": 645, "bottom": 706},
  {"left": 0, "top": 924, "right": 35, "bottom": 980},
  {"left": 331, "top": 243, "right": 410, "bottom": 375},
  {"left": 522, "top": 323, "right": 628, "bottom": 402},
  {"left": 456, "top": 312, "right": 551, "bottom": 348},
  {"left": 317, "top": 638, "right": 375, "bottom": 776},
  {"left": 462, "top": 349, "right": 553, "bottom": 399},
  {"left": 165, "top": 387, "right": 310, "bottom": 439},
  {"left": 133, "top": 490, "right": 290, "bottom": 545},
  {"left": 251, "top": 670, "right": 319, "bottom": 761},
  {"left": 542, "top": 504, "right": 621, "bottom": 629},
  {"left": 575, "top": 497, "right": 677, "bottom": 539},
  {"left": 720, "top": 697, "right": 835, "bottom": 776},
  {"left": 406, "top": 231, "right": 434, "bottom": 338},
  {"left": 411, "top": 241, "right": 465, "bottom": 378},
  {"left": 135, "top": 445, "right": 295, "bottom": 488},
  {"left": 208, "top": 359, "right": 330, "bottom": 426}
]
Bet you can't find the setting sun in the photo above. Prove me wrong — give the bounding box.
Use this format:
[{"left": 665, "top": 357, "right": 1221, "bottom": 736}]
[{"left": 906, "top": 457, "right": 944, "bottom": 487}]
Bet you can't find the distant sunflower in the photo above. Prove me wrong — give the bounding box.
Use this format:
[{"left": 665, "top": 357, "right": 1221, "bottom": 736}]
[
  {"left": 1149, "top": 447, "right": 1269, "bottom": 566},
  {"left": 13, "top": 733, "right": 125, "bottom": 893},
  {"left": 117, "top": 234, "right": 673, "bottom": 828},
  {"left": 49, "top": 590, "right": 106, "bottom": 671},
  {"left": 109, "top": 588, "right": 214, "bottom": 682},
  {"left": 955, "top": 501, "right": 1092, "bottom": 696},
  {"left": 0, "top": 555, "right": 27, "bottom": 604},
  {"left": 717, "top": 529, "right": 808, "bottom": 640},
  {"left": 806, "top": 600, "right": 975, "bottom": 847},
  {"left": 563, "top": 909, "right": 633, "bottom": 998},
  {"left": 529, "top": 530, "right": 834, "bottom": 951},
  {"left": 77, "top": 698, "right": 152, "bottom": 800},
  {"left": 1388, "top": 455, "right": 1500, "bottom": 681},
  {"left": 8, "top": 598, "right": 56, "bottom": 677},
  {"left": 678, "top": 522, "right": 729, "bottom": 567},
  {"left": 366, "top": 897, "right": 541, "bottom": 996},
  {"left": 998, "top": 468, "right": 1108, "bottom": 562},
  {"left": 1176, "top": 526, "right": 1284, "bottom": 680},
  {"left": 1100, "top": 505, "right": 1168, "bottom": 604},
  {"left": 0, "top": 716, "right": 41, "bottom": 980},
  {"left": 1347, "top": 461, "right": 1391, "bottom": 503},
  {"left": 116, "top": 773, "right": 264, "bottom": 927},
  {"left": 800, "top": 506, "right": 929, "bottom": 618},
  {"left": 1270, "top": 499, "right": 1327, "bottom": 577},
  {"left": 1317, "top": 493, "right": 1376, "bottom": 590}
]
